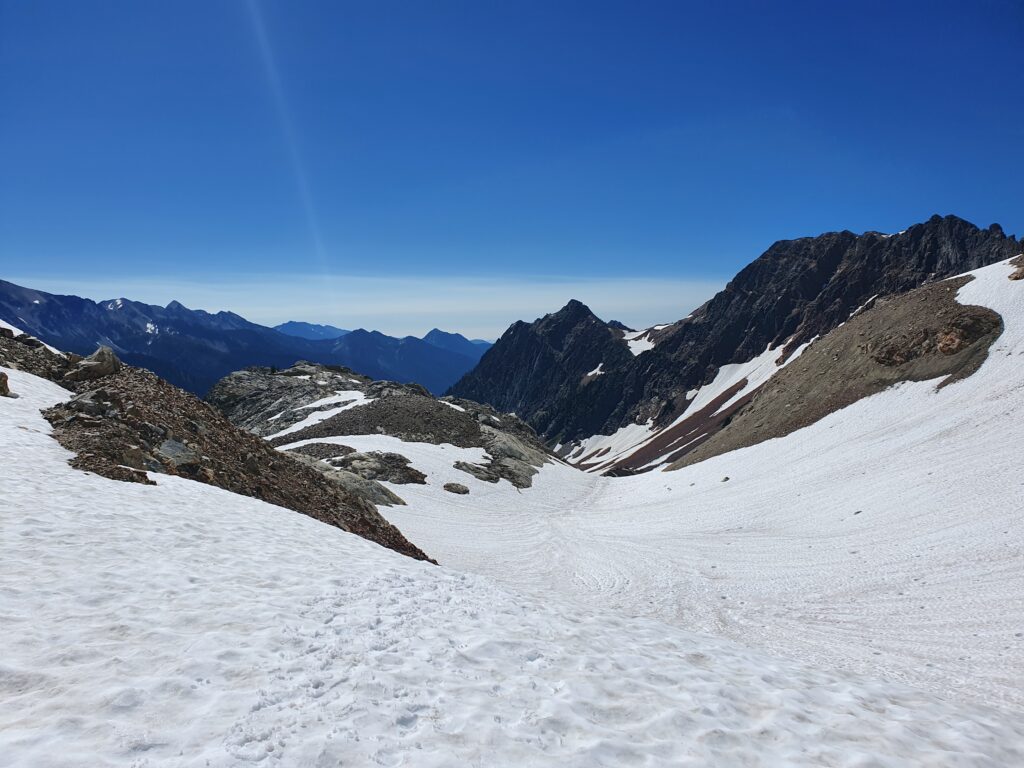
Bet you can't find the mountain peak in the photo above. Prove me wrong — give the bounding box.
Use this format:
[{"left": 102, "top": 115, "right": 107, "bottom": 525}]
[{"left": 553, "top": 299, "right": 597, "bottom": 320}]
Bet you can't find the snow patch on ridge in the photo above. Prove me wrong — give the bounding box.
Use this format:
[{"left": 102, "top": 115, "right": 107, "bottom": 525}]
[
  {"left": 621, "top": 327, "right": 657, "bottom": 355},
  {"left": 265, "top": 390, "right": 373, "bottom": 440}
]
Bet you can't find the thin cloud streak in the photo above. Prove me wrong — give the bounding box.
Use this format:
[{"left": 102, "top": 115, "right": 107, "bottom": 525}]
[
  {"left": 5, "top": 273, "right": 725, "bottom": 339},
  {"left": 246, "top": 0, "right": 327, "bottom": 263}
]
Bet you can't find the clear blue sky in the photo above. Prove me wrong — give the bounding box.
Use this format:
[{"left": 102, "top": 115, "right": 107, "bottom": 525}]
[{"left": 1, "top": 0, "right": 1022, "bottom": 337}]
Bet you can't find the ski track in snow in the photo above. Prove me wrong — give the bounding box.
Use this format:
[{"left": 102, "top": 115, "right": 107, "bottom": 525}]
[
  {"left": 383, "top": 259, "right": 1024, "bottom": 713},
  {"left": 3, "top": 259, "right": 1024, "bottom": 765}
]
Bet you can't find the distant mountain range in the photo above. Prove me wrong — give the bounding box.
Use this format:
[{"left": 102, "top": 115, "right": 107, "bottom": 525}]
[
  {"left": 450, "top": 214, "right": 1021, "bottom": 468},
  {"left": 0, "top": 282, "right": 491, "bottom": 395},
  {"left": 273, "top": 321, "right": 351, "bottom": 340}
]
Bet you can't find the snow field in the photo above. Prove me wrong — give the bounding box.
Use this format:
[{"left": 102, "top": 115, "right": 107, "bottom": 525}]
[{"left": 4, "top": 359, "right": 1024, "bottom": 764}]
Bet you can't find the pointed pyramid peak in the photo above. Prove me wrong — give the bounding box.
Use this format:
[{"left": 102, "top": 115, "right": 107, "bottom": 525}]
[{"left": 554, "top": 299, "right": 597, "bottom": 317}]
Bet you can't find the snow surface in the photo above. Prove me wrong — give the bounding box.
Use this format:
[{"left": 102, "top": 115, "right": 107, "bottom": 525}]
[
  {"left": 265, "top": 390, "right": 373, "bottom": 440},
  {"left": 584, "top": 362, "right": 604, "bottom": 377},
  {"left": 621, "top": 328, "right": 656, "bottom": 355},
  {"left": 4, "top": 364, "right": 1024, "bottom": 765},
  {"left": 383, "top": 259, "right": 1024, "bottom": 713},
  {"left": 683, "top": 339, "right": 810, "bottom": 416},
  {"left": 567, "top": 420, "right": 654, "bottom": 466}
]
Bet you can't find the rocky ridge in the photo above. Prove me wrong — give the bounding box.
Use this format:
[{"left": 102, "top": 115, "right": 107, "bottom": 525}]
[
  {"left": 450, "top": 215, "right": 1020, "bottom": 455},
  {"left": 0, "top": 333, "right": 431, "bottom": 561},
  {"left": 208, "top": 363, "right": 555, "bottom": 493},
  {"left": 660, "top": 274, "right": 1005, "bottom": 470}
]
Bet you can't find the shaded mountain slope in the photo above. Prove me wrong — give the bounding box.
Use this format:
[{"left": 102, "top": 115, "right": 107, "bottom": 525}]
[
  {"left": 423, "top": 328, "right": 492, "bottom": 362},
  {"left": 274, "top": 320, "right": 350, "bottom": 340},
  {"left": 0, "top": 281, "right": 479, "bottom": 395}
]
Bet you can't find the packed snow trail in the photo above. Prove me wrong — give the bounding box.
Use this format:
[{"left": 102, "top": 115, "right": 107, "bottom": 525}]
[
  {"left": 4, "top": 343, "right": 1024, "bottom": 764},
  {"left": 381, "top": 259, "right": 1024, "bottom": 712}
]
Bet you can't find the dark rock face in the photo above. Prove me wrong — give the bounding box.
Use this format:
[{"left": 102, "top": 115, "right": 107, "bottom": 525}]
[
  {"left": 443, "top": 483, "right": 470, "bottom": 495},
  {"left": 448, "top": 299, "right": 636, "bottom": 441},
  {"left": 450, "top": 215, "right": 1019, "bottom": 445}
]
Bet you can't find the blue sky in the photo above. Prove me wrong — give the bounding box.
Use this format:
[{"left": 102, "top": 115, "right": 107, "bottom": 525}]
[{"left": 2, "top": 1, "right": 1022, "bottom": 337}]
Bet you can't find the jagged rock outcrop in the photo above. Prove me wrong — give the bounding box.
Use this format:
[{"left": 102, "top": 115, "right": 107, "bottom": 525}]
[
  {"left": 63, "top": 345, "right": 121, "bottom": 382},
  {"left": 449, "top": 215, "right": 1020, "bottom": 447}
]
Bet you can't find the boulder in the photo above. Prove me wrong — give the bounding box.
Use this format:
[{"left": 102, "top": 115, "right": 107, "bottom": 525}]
[
  {"left": 14, "top": 334, "right": 44, "bottom": 349},
  {"left": 287, "top": 452, "right": 406, "bottom": 507},
  {"left": 443, "top": 482, "right": 470, "bottom": 495},
  {"left": 66, "top": 388, "right": 122, "bottom": 416},
  {"left": 325, "top": 468, "right": 407, "bottom": 507},
  {"left": 155, "top": 439, "right": 201, "bottom": 469},
  {"left": 0, "top": 371, "right": 11, "bottom": 398},
  {"left": 64, "top": 346, "right": 121, "bottom": 383},
  {"left": 453, "top": 460, "right": 500, "bottom": 484},
  {"left": 328, "top": 451, "right": 427, "bottom": 484}
]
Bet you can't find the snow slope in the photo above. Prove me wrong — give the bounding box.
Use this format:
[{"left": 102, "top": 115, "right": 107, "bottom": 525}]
[
  {"left": 566, "top": 337, "right": 812, "bottom": 472},
  {"left": 4, "top": 321, "right": 1024, "bottom": 763},
  {"left": 382, "top": 258, "right": 1024, "bottom": 712}
]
